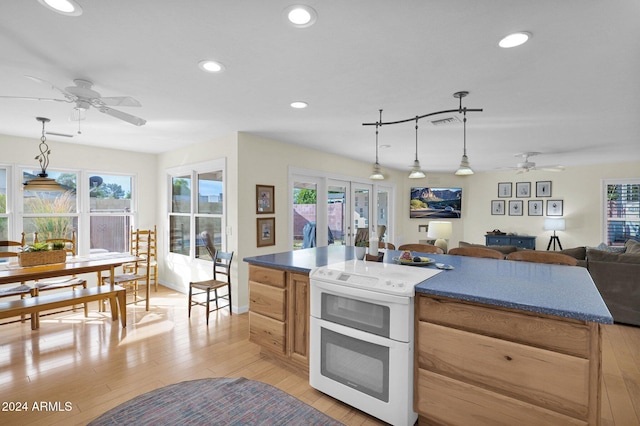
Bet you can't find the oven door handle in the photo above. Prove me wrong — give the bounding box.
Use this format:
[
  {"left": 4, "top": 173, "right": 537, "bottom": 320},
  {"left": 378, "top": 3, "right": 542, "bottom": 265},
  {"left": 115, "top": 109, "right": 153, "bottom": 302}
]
[{"left": 310, "top": 279, "right": 412, "bottom": 305}]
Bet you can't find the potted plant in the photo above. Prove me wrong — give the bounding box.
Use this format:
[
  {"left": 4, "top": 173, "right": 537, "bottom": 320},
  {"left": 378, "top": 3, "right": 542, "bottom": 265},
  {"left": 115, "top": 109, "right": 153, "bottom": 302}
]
[
  {"left": 355, "top": 240, "right": 367, "bottom": 260},
  {"left": 18, "top": 241, "right": 67, "bottom": 267}
]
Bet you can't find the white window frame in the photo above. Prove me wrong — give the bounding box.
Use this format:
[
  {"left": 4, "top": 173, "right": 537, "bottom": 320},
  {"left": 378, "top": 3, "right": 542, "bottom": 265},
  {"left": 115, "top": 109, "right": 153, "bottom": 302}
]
[{"left": 602, "top": 178, "right": 640, "bottom": 245}]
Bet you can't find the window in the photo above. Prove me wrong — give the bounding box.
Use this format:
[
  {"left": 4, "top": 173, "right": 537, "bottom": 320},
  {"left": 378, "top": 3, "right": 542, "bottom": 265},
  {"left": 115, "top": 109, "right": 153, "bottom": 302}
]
[
  {"left": 604, "top": 179, "right": 640, "bottom": 246},
  {"left": 88, "top": 173, "right": 134, "bottom": 253},
  {"left": 168, "top": 160, "right": 225, "bottom": 261},
  {"left": 22, "top": 169, "right": 78, "bottom": 245}
]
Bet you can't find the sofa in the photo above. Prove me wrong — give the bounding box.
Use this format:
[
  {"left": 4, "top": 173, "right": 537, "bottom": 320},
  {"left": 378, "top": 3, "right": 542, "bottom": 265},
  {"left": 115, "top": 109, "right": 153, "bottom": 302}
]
[{"left": 458, "top": 239, "right": 640, "bottom": 326}]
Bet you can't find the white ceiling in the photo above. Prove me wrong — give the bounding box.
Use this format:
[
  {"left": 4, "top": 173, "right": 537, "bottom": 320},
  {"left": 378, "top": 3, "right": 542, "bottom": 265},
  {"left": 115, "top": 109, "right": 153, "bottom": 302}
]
[{"left": 1, "top": 0, "right": 639, "bottom": 174}]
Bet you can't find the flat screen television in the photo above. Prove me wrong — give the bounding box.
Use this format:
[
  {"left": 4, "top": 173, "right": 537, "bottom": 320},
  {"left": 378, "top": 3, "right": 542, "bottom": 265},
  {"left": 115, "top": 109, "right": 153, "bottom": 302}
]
[{"left": 410, "top": 187, "right": 462, "bottom": 219}]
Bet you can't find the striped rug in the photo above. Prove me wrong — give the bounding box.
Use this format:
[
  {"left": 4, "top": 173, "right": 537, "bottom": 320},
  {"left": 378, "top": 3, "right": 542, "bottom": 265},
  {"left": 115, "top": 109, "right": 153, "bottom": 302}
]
[{"left": 88, "top": 377, "right": 344, "bottom": 425}]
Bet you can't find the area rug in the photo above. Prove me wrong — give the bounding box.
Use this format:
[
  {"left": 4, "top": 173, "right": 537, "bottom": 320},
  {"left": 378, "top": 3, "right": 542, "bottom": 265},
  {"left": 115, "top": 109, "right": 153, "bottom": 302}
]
[{"left": 88, "top": 377, "right": 344, "bottom": 425}]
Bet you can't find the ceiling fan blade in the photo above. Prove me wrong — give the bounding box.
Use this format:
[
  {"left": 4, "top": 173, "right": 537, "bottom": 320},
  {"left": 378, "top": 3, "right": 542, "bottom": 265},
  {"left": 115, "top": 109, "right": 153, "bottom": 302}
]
[
  {"left": 537, "top": 165, "right": 565, "bottom": 172},
  {"left": 0, "top": 95, "right": 70, "bottom": 103},
  {"left": 98, "top": 106, "right": 146, "bottom": 126},
  {"left": 46, "top": 131, "right": 73, "bottom": 138},
  {"left": 99, "top": 96, "right": 142, "bottom": 107},
  {"left": 24, "top": 75, "right": 77, "bottom": 102}
]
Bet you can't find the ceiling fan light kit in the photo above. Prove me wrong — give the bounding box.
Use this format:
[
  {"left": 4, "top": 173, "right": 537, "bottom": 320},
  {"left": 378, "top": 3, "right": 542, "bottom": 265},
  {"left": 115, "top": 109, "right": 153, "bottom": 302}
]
[
  {"left": 363, "top": 91, "right": 482, "bottom": 178},
  {"left": 23, "top": 117, "right": 66, "bottom": 192},
  {"left": 509, "top": 152, "right": 565, "bottom": 173}
]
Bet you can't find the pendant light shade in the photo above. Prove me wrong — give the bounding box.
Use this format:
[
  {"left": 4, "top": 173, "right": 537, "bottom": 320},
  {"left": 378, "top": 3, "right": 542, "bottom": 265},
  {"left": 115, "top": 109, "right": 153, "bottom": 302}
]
[
  {"left": 454, "top": 92, "right": 474, "bottom": 176},
  {"left": 369, "top": 110, "right": 385, "bottom": 180},
  {"left": 409, "top": 117, "right": 425, "bottom": 179},
  {"left": 23, "top": 117, "right": 66, "bottom": 192}
]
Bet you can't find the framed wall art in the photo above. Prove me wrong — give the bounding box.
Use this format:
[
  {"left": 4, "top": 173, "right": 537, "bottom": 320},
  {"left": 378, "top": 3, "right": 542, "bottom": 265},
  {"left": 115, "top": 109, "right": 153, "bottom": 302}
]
[
  {"left": 256, "top": 217, "right": 276, "bottom": 247},
  {"left": 509, "top": 200, "right": 523, "bottom": 216},
  {"left": 528, "top": 200, "right": 543, "bottom": 216},
  {"left": 516, "top": 182, "right": 531, "bottom": 198},
  {"left": 536, "top": 181, "right": 552, "bottom": 197},
  {"left": 491, "top": 200, "right": 505, "bottom": 215},
  {"left": 256, "top": 184, "right": 275, "bottom": 214},
  {"left": 498, "top": 182, "right": 512, "bottom": 198},
  {"left": 547, "top": 200, "right": 564, "bottom": 216}
]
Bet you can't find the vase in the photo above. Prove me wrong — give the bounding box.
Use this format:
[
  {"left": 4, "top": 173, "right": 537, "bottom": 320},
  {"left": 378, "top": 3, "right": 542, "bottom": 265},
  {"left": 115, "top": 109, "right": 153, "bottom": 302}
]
[{"left": 355, "top": 246, "right": 366, "bottom": 260}]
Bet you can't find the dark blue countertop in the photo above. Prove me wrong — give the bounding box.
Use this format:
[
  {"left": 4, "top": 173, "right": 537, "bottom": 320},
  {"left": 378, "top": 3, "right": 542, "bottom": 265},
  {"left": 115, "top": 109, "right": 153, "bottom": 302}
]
[{"left": 244, "top": 247, "right": 613, "bottom": 324}]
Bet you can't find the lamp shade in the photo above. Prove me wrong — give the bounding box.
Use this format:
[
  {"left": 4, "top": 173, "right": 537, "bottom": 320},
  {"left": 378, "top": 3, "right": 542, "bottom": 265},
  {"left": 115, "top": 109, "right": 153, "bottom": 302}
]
[
  {"left": 427, "top": 221, "right": 452, "bottom": 239},
  {"left": 544, "top": 218, "right": 565, "bottom": 231}
]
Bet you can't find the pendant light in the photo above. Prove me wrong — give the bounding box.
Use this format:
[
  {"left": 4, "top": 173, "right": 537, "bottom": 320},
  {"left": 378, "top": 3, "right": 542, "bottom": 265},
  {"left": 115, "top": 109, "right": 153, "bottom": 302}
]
[
  {"left": 454, "top": 91, "right": 474, "bottom": 176},
  {"left": 408, "top": 116, "right": 425, "bottom": 179},
  {"left": 369, "top": 109, "right": 384, "bottom": 180},
  {"left": 23, "top": 117, "right": 66, "bottom": 192}
]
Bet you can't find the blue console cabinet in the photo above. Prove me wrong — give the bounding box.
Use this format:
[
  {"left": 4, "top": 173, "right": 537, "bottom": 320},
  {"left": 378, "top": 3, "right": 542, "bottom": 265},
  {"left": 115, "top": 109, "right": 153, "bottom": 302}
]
[{"left": 485, "top": 235, "right": 536, "bottom": 250}]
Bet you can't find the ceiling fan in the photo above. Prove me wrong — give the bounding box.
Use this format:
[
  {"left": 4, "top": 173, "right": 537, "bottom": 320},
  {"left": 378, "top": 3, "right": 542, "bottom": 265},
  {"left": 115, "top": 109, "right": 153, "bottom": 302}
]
[
  {"left": 508, "top": 152, "right": 565, "bottom": 173},
  {"left": 0, "top": 75, "right": 146, "bottom": 126}
]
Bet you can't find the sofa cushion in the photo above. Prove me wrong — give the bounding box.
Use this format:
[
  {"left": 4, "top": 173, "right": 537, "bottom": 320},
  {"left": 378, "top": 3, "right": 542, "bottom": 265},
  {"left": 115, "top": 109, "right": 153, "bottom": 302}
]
[
  {"left": 591, "top": 242, "right": 626, "bottom": 253},
  {"left": 459, "top": 241, "right": 518, "bottom": 254},
  {"left": 625, "top": 238, "right": 640, "bottom": 254},
  {"left": 587, "top": 248, "right": 640, "bottom": 264},
  {"left": 558, "top": 246, "right": 586, "bottom": 260}
]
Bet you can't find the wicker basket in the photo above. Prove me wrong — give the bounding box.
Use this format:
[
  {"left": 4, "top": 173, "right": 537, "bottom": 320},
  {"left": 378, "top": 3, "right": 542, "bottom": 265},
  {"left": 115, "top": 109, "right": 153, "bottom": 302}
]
[{"left": 18, "top": 250, "right": 67, "bottom": 267}]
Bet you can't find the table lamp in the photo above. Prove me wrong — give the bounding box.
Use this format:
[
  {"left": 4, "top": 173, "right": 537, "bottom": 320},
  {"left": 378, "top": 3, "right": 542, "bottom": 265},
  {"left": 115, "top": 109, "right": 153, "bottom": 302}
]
[
  {"left": 544, "top": 218, "right": 565, "bottom": 251},
  {"left": 427, "top": 221, "right": 452, "bottom": 253}
]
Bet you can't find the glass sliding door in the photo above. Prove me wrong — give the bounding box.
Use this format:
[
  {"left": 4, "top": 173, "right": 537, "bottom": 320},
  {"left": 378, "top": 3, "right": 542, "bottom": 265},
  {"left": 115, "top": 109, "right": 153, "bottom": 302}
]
[
  {"left": 293, "top": 180, "right": 318, "bottom": 250},
  {"left": 353, "top": 183, "right": 372, "bottom": 245},
  {"left": 328, "top": 181, "right": 348, "bottom": 246}
]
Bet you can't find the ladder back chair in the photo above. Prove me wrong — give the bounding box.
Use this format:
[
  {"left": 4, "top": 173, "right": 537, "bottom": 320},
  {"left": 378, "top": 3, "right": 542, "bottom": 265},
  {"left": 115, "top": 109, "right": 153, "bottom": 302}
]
[
  {"left": 397, "top": 243, "right": 444, "bottom": 254},
  {"left": 35, "top": 230, "right": 88, "bottom": 316},
  {"left": 506, "top": 251, "right": 578, "bottom": 266},
  {"left": 123, "top": 226, "right": 158, "bottom": 291},
  {"left": 189, "top": 250, "right": 234, "bottom": 325},
  {"left": 0, "top": 234, "right": 37, "bottom": 322},
  {"left": 102, "top": 228, "right": 151, "bottom": 309},
  {"left": 448, "top": 246, "right": 505, "bottom": 259}
]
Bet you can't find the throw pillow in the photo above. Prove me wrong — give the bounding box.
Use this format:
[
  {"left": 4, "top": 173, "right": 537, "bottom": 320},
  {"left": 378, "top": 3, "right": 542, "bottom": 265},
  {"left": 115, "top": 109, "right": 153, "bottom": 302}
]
[
  {"left": 559, "top": 246, "right": 586, "bottom": 260},
  {"left": 625, "top": 238, "right": 640, "bottom": 254},
  {"left": 587, "top": 248, "right": 640, "bottom": 265},
  {"left": 592, "top": 242, "right": 626, "bottom": 253}
]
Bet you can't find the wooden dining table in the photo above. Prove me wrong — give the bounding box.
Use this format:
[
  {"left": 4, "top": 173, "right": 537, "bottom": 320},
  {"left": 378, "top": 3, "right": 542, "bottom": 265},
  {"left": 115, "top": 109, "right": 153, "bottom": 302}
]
[{"left": 0, "top": 253, "right": 150, "bottom": 310}]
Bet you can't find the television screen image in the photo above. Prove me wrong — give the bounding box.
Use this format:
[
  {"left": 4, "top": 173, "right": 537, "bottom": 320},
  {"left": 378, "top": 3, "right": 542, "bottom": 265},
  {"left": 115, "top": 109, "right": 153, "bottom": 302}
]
[{"left": 410, "top": 187, "right": 462, "bottom": 218}]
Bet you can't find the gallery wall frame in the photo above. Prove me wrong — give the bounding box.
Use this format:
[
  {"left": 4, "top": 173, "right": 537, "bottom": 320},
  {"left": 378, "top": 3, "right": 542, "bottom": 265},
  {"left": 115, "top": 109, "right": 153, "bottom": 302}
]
[
  {"left": 516, "top": 182, "right": 531, "bottom": 198},
  {"left": 509, "top": 200, "right": 523, "bottom": 216},
  {"left": 528, "top": 200, "right": 543, "bottom": 216},
  {"left": 256, "top": 217, "right": 276, "bottom": 247},
  {"left": 498, "top": 182, "right": 512, "bottom": 198},
  {"left": 491, "top": 200, "right": 505, "bottom": 215},
  {"left": 536, "top": 181, "right": 552, "bottom": 197},
  {"left": 256, "top": 184, "right": 275, "bottom": 214},
  {"left": 547, "top": 200, "right": 564, "bottom": 216}
]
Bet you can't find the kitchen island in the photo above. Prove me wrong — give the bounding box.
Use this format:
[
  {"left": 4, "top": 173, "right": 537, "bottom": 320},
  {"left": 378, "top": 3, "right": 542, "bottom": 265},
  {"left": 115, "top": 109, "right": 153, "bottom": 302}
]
[{"left": 244, "top": 246, "right": 612, "bottom": 425}]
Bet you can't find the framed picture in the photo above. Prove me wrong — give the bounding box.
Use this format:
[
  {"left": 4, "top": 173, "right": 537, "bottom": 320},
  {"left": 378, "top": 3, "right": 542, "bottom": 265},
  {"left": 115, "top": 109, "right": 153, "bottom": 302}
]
[
  {"left": 509, "top": 200, "right": 523, "bottom": 216},
  {"left": 498, "top": 182, "right": 512, "bottom": 198},
  {"left": 516, "top": 182, "right": 531, "bottom": 198},
  {"left": 536, "top": 181, "right": 552, "bottom": 197},
  {"left": 256, "top": 217, "right": 275, "bottom": 247},
  {"left": 491, "top": 200, "right": 505, "bottom": 215},
  {"left": 547, "top": 200, "right": 564, "bottom": 216},
  {"left": 256, "top": 185, "right": 275, "bottom": 214},
  {"left": 528, "top": 200, "right": 543, "bottom": 216}
]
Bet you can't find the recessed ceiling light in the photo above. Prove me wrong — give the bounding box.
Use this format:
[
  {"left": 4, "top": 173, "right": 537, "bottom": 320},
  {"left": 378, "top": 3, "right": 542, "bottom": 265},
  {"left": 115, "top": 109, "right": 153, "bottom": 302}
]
[
  {"left": 499, "top": 32, "right": 531, "bottom": 48},
  {"left": 38, "top": 0, "right": 83, "bottom": 16},
  {"left": 284, "top": 5, "right": 317, "bottom": 28},
  {"left": 290, "top": 101, "right": 308, "bottom": 109},
  {"left": 198, "top": 60, "right": 225, "bottom": 73}
]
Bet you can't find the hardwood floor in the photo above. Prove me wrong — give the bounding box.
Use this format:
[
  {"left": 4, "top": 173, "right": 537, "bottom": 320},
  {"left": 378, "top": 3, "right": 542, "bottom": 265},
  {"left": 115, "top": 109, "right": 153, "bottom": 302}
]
[{"left": 0, "top": 286, "right": 638, "bottom": 426}]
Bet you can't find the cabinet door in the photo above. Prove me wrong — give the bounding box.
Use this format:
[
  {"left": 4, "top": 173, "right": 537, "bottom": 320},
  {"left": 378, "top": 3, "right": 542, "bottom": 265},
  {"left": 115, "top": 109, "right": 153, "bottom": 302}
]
[{"left": 288, "top": 272, "right": 310, "bottom": 368}]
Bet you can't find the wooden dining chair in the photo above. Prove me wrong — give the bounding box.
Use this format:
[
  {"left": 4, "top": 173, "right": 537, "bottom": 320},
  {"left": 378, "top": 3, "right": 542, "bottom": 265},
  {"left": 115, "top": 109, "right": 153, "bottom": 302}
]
[
  {"left": 397, "top": 243, "right": 444, "bottom": 254},
  {"left": 448, "top": 246, "right": 505, "bottom": 259},
  {"left": 0, "top": 234, "right": 37, "bottom": 322},
  {"left": 35, "top": 230, "right": 88, "bottom": 316},
  {"left": 123, "top": 226, "right": 158, "bottom": 291},
  {"left": 506, "top": 251, "right": 578, "bottom": 266},
  {"left": 189, "top": 250, "right": 234, "bottom": 325}
]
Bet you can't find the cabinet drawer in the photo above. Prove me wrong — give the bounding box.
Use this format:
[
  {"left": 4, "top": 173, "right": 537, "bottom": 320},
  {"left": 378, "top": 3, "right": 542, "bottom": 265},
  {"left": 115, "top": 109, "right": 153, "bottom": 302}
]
[
  {"left": 417, "top": 296, "right": 590, "bottom": 358},
  {"left": 249, "top": 312, "right": 286, "bottom": 355},
  {"left": 249, "top": 265, "right": 286, "bottom": 288},
  {"left": 486, "top": 236, "right": 508, "bottom": 245},
  {"left": 513, "top": 238, "right": 535, "bottom": 249},
  {"left": 416, "top": 368, "right": 586, "bottom": 426},
  {"left": 249, "top": 281, "right": 286, "bottom": 321},
  {"left": 417, "top": 321, "right": 589, "bottom": 419}
]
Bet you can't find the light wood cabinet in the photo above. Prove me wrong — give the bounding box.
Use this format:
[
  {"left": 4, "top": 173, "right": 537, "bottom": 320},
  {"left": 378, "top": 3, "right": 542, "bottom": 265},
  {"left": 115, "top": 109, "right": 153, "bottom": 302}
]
[
  {"left": 248, "top": 265, "right": 310, "bottom": 371},
  {"left": 415, "top": 295, "right": 602, "bottom": 425}
]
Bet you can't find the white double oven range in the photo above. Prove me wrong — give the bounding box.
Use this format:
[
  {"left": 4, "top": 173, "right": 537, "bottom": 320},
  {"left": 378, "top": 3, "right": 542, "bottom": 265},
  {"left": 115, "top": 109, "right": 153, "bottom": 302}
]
[{"left": 309, "top": 260, "right": 440, "bottom": 426}]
